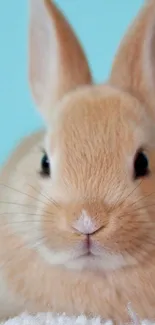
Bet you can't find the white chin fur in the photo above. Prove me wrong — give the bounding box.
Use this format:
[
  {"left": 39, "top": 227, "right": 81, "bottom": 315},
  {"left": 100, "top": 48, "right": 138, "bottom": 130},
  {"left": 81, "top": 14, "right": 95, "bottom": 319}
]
[
  {"left": 37, "top": 244, "right": 129, "bottom": 271},
  {"left": 64, "top": 253, "right": 128, "bottom": 271}
]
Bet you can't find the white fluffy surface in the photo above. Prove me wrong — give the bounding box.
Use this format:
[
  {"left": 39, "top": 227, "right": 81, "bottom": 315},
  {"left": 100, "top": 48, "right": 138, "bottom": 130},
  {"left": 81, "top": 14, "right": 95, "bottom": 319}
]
[
  {"left": 0, "top": 313, "right": 108, "bottom": 325},
  {"left": 0, "top": 312, "right": 155, "bottom": 325}
]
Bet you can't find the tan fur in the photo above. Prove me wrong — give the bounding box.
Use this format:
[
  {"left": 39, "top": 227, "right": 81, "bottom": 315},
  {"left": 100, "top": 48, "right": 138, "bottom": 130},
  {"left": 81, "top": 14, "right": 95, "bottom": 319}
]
[{"left": 1, "top": 0, "right": 155, "bottom": 323}]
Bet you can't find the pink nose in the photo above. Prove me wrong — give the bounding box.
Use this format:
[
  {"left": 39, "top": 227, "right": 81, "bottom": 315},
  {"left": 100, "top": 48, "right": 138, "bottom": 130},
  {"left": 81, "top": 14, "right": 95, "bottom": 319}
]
[{"left": 73, "top": 210, "right": 103, "bottom": 235}]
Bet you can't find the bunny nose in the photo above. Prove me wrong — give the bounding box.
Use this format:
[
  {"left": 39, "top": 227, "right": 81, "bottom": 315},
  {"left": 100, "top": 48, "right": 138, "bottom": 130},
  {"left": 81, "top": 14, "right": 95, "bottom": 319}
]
[{"left": 73, "top": 209, "right": 103, "bottom": 235}]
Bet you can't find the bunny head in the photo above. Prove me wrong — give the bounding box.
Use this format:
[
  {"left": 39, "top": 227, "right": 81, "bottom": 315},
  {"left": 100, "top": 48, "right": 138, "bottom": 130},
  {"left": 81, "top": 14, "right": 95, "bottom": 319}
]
[{"left": 27, "top": 0, "right": 155, "bottom": 272}]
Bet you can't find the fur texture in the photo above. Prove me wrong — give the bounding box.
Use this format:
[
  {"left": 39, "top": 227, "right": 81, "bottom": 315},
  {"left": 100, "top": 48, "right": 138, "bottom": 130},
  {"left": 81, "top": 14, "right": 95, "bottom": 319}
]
[{"left": 1, "top": 0, "right": 155, "bottom": 323}]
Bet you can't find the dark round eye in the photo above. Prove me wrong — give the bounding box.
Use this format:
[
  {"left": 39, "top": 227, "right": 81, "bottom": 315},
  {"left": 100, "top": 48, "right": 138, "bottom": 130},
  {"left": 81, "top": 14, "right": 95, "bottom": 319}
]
[
  {"left": 134, "top": 151, "right": 149, "bottom": 179},
  {"left": 40, "top": 153, "right": 50, "bottom": 176}
]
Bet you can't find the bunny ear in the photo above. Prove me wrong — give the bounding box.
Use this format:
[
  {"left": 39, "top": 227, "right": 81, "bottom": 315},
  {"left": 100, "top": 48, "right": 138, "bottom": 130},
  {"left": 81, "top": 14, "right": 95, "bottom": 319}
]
[
  {"left": 29, "top": 0, "right": 92, "bottom": 122},
  {"left": 110, "top": 0, "right": 155, "bottom": 115}
]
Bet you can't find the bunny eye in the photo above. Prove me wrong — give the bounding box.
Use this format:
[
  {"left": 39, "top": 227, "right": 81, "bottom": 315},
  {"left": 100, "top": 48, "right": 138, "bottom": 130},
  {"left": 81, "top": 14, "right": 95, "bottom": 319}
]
[
  {"left": 134, "top": 150, "right": 149, "bottom": 180},
  {"left": 40, "top": 153, "right": 50, "bottom": 177}
]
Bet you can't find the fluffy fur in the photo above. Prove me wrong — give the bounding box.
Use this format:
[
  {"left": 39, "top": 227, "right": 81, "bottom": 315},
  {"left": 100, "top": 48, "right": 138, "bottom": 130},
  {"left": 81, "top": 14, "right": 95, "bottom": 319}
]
[
  {"left": 1, "top": 0, "right": 155, "bottom": 323},
  {"left": 0, "top": 311, "right": 153, "bottom": 325},
  {"left": 1, "top": 313, "right": 104, "bottom": 325}
]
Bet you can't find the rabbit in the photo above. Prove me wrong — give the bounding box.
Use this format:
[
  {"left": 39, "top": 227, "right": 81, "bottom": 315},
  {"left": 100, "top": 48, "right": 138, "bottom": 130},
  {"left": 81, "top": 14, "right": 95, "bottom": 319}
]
[{"left": 1, "top": 0, "right": 155, "bottom": 323}]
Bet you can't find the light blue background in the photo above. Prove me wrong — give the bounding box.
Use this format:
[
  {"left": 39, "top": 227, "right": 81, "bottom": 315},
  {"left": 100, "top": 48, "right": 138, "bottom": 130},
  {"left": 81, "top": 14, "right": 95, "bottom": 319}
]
[{"left": 0, "top": 0, "right": 144, "bottom": 165}]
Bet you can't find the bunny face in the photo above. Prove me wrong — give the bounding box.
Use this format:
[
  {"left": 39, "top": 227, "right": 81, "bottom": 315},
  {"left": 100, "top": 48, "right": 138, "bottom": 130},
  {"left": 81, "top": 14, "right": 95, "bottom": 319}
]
[
  {"left": 22, "top": 0, "right": 155, "bottom": 273},
  {"left": 29, "top": 84, "right": 155, "bottom": 272}
]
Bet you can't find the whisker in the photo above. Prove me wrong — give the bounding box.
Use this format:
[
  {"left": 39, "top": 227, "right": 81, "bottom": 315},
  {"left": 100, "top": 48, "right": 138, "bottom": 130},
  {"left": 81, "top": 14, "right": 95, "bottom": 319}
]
[
  {"left": 107, "top": 182, "right": 129, "bottom": 212},
  {"left": 109, "top": 181, "right": 142, "bottom": 214},
  {"left": 0, "top": 201, "right": 44, "bottom": 211},
  {"left": 131, "top": 203, "right": 155, "bottom": 213},
  {"left": 127, "top": 190, "right": 155, "bottom": 210},
  {"left": 28, "top": 184, "right": 51, "bottom": 203},
  {"left": 0, "top": 202, "right": 57, "bottom": 217},
  {"left": 0, "top": 212, "right": 53, "bottom": 217},
  {"left": 120, "top": 180, "right": 142, "bottom": 208},
  {"left": 0, "top": 212, "right": 54, "bottom": 221},
  {"left": 117, "top": 183, "right": 128, "bottom": 204},
  {"left": 0, "top": 236, "right": 45, "bottom": 271},
  {"left": 27, "top": 184, "right": 60, "bottom": 208},
  {"left": 0, "top": 183, "right": 47, "bottom": 206},
  {"left": 118, "top": 215, "right": 155, "bottom": 226}
]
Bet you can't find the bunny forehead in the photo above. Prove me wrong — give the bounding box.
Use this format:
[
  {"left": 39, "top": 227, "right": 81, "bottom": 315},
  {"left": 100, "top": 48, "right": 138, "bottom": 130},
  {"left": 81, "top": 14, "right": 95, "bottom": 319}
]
[{"left": 44, "top": 84, "right": 152, "bottom": 155}]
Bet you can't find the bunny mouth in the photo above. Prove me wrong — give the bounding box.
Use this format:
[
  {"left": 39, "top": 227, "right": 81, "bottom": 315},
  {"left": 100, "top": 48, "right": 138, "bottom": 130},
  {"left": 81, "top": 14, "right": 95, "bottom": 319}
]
[
  {"left": 38, "top": 240, "right": 128, "bottom": 272},
  {"left": 66, "top": 252, "right": 103, "bottom": 271},
  {"left": 64, "top": 239, "right": 114, "bottom": 271},
  {"left": 65, "top": 243, "right": 128, "bottom": 271},
  {"left": 76, "top": 252, "right": 97, "bottom": 259},
  {"left": 73, "top": 239, "right": 103, "bottom": 261}
]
